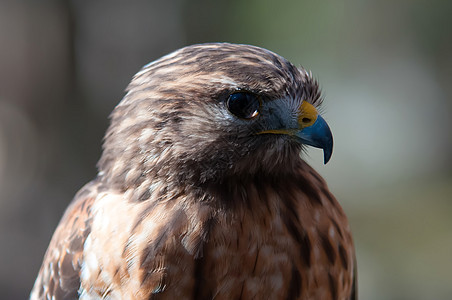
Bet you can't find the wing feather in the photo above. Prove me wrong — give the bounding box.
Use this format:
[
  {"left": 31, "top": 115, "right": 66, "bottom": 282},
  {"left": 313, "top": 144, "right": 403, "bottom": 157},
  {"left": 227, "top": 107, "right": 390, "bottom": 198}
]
[{"left": 30, "top": 180, "right": 99, "bottom": 299}]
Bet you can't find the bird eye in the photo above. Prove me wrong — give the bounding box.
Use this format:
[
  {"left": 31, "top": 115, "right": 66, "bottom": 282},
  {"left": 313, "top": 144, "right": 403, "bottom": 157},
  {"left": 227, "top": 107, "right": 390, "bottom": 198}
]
[{"left": 226, "top": 92, "right": 260, "bottom": 119}]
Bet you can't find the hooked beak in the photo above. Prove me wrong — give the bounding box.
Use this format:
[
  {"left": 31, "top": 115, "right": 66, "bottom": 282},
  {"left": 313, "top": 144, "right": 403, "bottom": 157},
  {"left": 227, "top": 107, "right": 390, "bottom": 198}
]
[
  {"left": 295, "top": 101, "right": 333, "bottom": 164},
  {"left": 257, "top": 101, "right": 333, "bottom": 164},
  {"left": 259, "top": 101, "right": 333, "bottom": 164},
  {"left": 296, "top": 114, "right": 333, "bottom": 164}
]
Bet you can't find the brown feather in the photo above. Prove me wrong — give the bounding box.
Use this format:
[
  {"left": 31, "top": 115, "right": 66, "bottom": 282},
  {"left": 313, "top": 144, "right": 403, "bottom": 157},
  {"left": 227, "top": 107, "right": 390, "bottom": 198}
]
[
  {"left": 30, "top": 181, "right": 98, "bottom": 299},
  {"left": 31, "top": 43, "right": 357, "bottom": 300}
]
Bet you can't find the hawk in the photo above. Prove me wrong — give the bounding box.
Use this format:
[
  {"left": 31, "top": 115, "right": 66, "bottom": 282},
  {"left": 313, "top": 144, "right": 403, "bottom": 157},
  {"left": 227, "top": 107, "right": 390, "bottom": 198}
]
[{"left": 31, "top": 43, "right": 356, "bottom": 300}]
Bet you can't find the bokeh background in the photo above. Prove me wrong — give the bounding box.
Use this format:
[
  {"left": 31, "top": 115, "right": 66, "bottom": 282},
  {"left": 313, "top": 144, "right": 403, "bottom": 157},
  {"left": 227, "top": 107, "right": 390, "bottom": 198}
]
[{"left": 1, "top": 0, "right": 451, "bottom": 299}]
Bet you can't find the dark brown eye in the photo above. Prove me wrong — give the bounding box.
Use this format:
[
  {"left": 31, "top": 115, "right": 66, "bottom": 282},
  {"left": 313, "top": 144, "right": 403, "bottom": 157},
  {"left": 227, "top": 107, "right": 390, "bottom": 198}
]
[{"left": 226, "top": 92, "right": 260, "bottom": 119}]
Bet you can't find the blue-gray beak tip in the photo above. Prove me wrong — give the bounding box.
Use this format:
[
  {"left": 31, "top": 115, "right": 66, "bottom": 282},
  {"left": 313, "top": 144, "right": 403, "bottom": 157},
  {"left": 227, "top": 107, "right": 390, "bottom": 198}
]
[{"left": 296, "top": 115, "right": 333, "bottom": 164}]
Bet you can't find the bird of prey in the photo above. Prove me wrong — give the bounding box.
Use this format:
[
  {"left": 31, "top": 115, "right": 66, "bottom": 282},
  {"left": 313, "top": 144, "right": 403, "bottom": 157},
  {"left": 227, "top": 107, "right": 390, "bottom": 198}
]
[{"left": 31, "top": 43, "right": 356, "bottom": 300}]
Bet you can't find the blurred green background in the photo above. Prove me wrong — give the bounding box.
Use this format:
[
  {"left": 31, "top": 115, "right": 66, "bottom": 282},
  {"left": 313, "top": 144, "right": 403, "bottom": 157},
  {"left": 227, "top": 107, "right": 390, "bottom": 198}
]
[{"left": 0, "top": 0, "right": 451, "bottom": 299}]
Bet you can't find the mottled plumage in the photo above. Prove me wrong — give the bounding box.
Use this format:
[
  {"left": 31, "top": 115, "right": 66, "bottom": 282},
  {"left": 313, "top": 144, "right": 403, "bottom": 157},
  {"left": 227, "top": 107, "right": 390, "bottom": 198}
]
[{"left": 31, "top": 43, "right": 357, "bottom": 299}]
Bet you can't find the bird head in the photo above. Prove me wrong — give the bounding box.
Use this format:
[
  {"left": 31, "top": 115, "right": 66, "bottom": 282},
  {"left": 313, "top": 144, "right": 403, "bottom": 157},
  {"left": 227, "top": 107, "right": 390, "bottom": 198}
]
[{"left": 98, "top": 43, "right": 332, "bottom": 188}]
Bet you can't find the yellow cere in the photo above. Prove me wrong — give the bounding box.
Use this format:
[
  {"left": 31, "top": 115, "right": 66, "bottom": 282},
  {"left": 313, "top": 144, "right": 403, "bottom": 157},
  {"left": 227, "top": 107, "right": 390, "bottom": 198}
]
[
  {"left": 297, "top": 101, "right": 318, "bottom": 129},
  {"left": 258, "top": 101, "right": 319, "bottom": 136}
]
